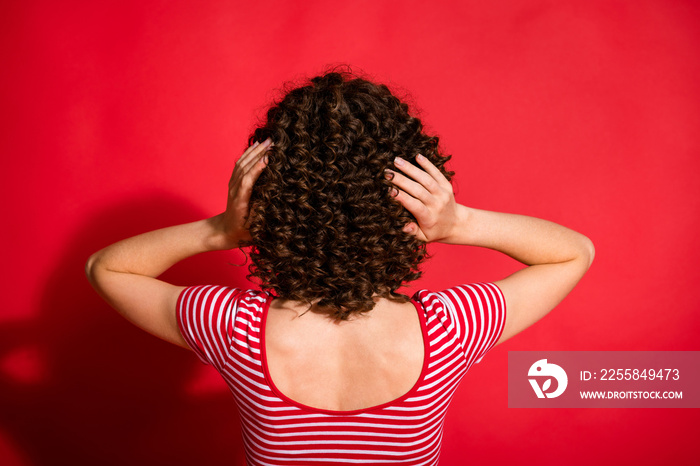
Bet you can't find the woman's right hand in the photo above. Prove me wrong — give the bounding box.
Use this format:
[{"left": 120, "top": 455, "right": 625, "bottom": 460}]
[
  {"left": 386, "top": 154, "right": 459, "bottom": 243},
  {"left": 388, "top": 154, "right": 595, "bottom": 349}
]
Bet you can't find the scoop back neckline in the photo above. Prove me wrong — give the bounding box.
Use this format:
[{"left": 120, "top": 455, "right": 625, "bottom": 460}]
[{"left": 258, "top": 291, "right": 430, "bottom": 415}]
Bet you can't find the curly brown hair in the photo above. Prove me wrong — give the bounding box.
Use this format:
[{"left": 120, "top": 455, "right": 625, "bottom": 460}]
[{"left": 242, "top": 69, "right": 454, "bottom": 320}]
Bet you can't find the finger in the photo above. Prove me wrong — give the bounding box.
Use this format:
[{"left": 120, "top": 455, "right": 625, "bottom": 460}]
[
  {"left": 402, "top": 222, "right": 428, "bottom": 242},
  {"left": 234, "top": 141, "right": 261, "bottom": 171},
  {"left": 242, "top": 140, "right": 260, "bottom": 157},
  {"left": 237, "top": 138, "right": 271, "bottom": 171},
  {"left": 230, "top": 139, "right": 271, "bottom": 186},
  {"left": 386, "top": 169, "right": 432, "bottom": 204},
  {"left": 391, "top": 186, "right": 429, "bottom": 221},
  {"left": 232, "top": 146, "right": 269, "bottom": 202},
  {"left": 393, "top": 157, "right": 440, "bottom": 194},
  {"left": 238, "top": 141, "right": 271, "bottom": 176},
  {"left": 414, "top": 154, "right": 452, "bottom": 190}
]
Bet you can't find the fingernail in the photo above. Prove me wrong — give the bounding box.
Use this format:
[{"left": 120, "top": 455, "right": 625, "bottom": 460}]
[
  {"left": 390, "top": 187, "right": 399, "bottom": 197},
  {"left": 263, "top": 154, "right": 268, "bottom": 164},
  {"left": 416, "top": 154, "right": 424, "bottom": 161},
  {"left": 394, "top": 157, "right": 405, "bottom": 167},
  {"left": 384, "top": 169, "right": 394, "bottom": 180},
  {"left": 263, "top": 138, "right": 272, "bottom": 146},
  {"left": 253, "top": 141, "right": 260, "bottom": 148}
]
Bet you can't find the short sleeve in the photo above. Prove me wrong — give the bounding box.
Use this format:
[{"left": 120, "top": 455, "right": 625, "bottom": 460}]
[
  {"left": 176, "top": 285, "right": 244, "bottom": 370},
  {"left": 430, "top": 283, "right": 506, "bottom": 365}
]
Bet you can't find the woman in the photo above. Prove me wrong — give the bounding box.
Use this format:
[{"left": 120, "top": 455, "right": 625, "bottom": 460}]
[{"left": 86, "top": 71, "right": 594, "bottom": 465}]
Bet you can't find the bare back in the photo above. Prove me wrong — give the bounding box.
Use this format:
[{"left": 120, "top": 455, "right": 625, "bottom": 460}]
[{"left": 263, "top": 297, "right": 426, "bottom": 412}]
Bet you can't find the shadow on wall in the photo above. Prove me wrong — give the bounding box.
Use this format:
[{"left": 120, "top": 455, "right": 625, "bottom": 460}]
[{"left": 0, "top": 194, "right": 251, "bottom": 466}]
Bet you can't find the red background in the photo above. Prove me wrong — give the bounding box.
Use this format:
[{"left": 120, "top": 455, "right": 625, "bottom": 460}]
[{"left": 2, "top": 1, "right": 699, "bottom": 464}]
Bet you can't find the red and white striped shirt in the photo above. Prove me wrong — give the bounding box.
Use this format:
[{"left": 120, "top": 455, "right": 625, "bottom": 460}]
[{"left": 177, "top": 283, "right": 506, "bottom": 465}]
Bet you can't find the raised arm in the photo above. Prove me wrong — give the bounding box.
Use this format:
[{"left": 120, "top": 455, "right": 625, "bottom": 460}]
[
  {"left": 386, "top": 154, "right": 594, "bottom": 345},
  {"left": 85, "top": 139, "right": 272, "bottom": 347}
]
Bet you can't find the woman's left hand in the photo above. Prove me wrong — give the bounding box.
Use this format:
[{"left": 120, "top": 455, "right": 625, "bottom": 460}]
[{"left": 217, "top": 138, "right": 272, "bottom": 249}]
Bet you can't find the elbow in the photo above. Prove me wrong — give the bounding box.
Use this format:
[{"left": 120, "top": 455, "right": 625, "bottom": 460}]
[
  {"left": 85, "top": 253, "right": 100, "bottom": 287},
  {"left": 582, "top": 236, "right": 595, "bottom": 270}
]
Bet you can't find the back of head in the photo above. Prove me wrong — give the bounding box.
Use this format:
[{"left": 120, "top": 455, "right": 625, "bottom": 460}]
[{"left": 244, "top": 69, "right": 453, "bottom": 320}]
